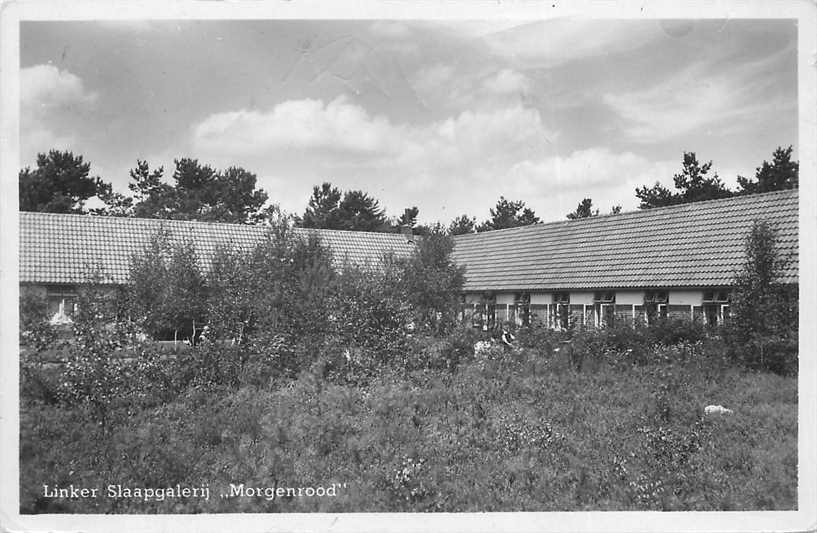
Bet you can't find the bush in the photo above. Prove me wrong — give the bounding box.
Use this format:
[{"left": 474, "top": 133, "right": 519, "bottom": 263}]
[{"left": 726, "top": 220, "right": 798, "bottom": 374}]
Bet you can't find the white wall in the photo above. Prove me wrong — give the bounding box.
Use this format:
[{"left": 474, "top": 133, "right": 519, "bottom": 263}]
[
  {"left": 530, "top": 293, "right": 552, "bottom": 305},
  {"left": 570, "top": 292, "right": 594, "bottom": 305},
  {"left": 669, "top": 290, "right": 703, "bottom": 306},
  {"left": 495, "top": 293, "right": 516, "bottom": 305},
  {"left": 616, "top": 290, "right": 644, "bottom": 305}
]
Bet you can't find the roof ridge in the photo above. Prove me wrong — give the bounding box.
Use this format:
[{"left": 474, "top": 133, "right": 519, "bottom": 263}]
[
  {"left": 453, "top": 189, "right": 798, "bottom": 240},
  {"left": 19, "top": 211, "right": 413, "bottom": 239}
]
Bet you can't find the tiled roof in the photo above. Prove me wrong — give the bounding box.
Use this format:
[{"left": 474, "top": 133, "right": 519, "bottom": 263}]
[
  {"left": 19, "top": 213, "right": 417, "bottom": 285},
  {"left": 452, "top": 190, "right": 799, "bottom": 292}
]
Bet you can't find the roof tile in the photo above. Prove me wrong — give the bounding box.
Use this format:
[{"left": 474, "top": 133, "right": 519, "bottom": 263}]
[
  {"left": 452, "top": 190, "right": 798, "bottom": 291},
  {"left": 19, "top": 214, "right": 416, "bottom": 284}
]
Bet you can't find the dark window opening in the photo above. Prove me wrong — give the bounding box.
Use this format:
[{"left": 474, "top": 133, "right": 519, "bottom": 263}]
[
  {"left": 644, "top": 290, "right": 668, "bottom": 324},
  {"left": 703, "top": 289, "right": 730, "bottom": 326}
]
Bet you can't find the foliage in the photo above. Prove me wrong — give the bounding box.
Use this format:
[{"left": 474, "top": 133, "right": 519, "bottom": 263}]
[
  {"left": 301, "top": 182, "right": 344, "bottom": 229},
  {"left": 478, "top": 196, "right": 540, "bottom": 232},
  {"left": 737, "top": 146, "right": 798, "bottom": 194},
  {"left": 300, "top": 182, "right": 390, "bottom": 232},
  {"left": 19, "top": 291, "right": 56, "bottom": 350},
  {"left": 336, "top": 190, "right": 389, "bottom": 232},
  {"left": 566, "top": 198, "right": 599, "bottom": 219},
  {"left": 330, "top": 259, "right": 411, "bottom": 369},
  {"left": 636, "top": 152, "right": 733, "bottom": 209},
  {"left": 20, "top": 344, "right": 797, "bottom": 513},
  {"left": 447, "top": 214, "right": 477, "bottom": 235},
  {"left": 399, "top": 228, "right": 466, "bottom": 334},
  {"left": 127, "top": 229, "right": 208, "bottom": 341},
  {"left": 100, "top": 158, "right": 269, "bottom": 223},
  {"left": 19, "top": 150, "right": 109, "bottom": 213},
  {"left": 727, "top": 220, "right": 797, "bottom": 374},
  {"left": 397, "top": 206, "right": 419, "bottom": 228}
]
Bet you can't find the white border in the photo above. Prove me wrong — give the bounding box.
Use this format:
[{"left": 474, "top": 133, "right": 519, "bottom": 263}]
[{"left": 1, "top": 1, "right": 815, "bottom": 532}]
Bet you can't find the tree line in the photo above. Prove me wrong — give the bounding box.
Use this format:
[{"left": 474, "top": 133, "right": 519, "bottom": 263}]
[{"left": 19, "top": 146, "right": 798, "bottom": 233}]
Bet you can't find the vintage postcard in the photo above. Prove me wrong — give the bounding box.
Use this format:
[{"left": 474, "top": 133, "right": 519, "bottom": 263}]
[{"left": 1, "top": 0, "right": 815, "bottom": 532}]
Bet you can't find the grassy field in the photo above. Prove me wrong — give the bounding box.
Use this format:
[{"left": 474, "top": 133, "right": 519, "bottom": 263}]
[{"left": 20, "top": 343, "right": 797, "bottom": 513}]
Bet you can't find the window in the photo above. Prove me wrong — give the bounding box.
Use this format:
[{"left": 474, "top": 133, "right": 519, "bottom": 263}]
[
  {"left": 553, "top": 292, "right": 570, "bottom": 329},
  {"left": 593, "top": 291, "right": 616, "bottom": 303},
  {"left": 46, "top": 285, "right": 77, "bottom": 325},
  {"left": 553, "top": 292, "right": 570, "bottom": 305},
  {"left": 644, "top": 290, "right": 668, "bottom": 324},
  {"left": 514, "top": 292, "right": 531, "bottom": 326},
  {"left": 480, "top": 292, "right": 496, "bottom": 330},
  {"left": 703, "top": 289, "right": 730, "bottom": 326},
  {"left": 594, "top": 291, "right": 616, "bottom": 327}
]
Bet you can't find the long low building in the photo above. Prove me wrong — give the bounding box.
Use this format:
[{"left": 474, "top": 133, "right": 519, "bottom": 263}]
[
  {"left": 451, "top": 189, "right": 798, "bottom": 329},
  {"left": 18, "top": 189, "right": 798, "bottom": 329},
  {"left": 19, "top": 212, "right": 417, "bottom": 323}
]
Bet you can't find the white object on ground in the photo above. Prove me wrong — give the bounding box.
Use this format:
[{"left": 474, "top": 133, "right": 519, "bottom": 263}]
[
  {"left": 473, "top": 340, "right": 492, "bottom": 356},
  {"left": 704, "top": 405, "right": 734, "bottom": 415}
]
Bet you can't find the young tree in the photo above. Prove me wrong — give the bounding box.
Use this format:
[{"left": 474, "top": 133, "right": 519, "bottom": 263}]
[
  {"left": 399, "top": 225, "right": 466, "bottom": 334},
  {"left": 566, "top": 198, "right": 599, "bottom": 219},
  {"left": 737, "top": 146, "right": 799, "bottom": 194},
  {"left": 128, "top": 230, "right": 207, "bottom": 342},
  {"left": 19, "top": 150, "right": 109, "bottom": 213},
  {"left": 448, "top": 214, "right": 477, "bottom": 235},
  {"left": 478, "top": 196, "right": 540, "bottom": 231},
  {"left": 728, "top": 220, "right": 797, "bottom": 373},
  {"left": 636, "top": 152, "right": 733, "bottom": 209}
]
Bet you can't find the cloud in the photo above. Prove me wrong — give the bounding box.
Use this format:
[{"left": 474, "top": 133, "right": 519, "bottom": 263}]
[
  {"left": 411, "top": 63, "right": 455, "bottom": 97},
  {"left": 191, "top": 97, "right": 561, "bottom": 220},
  {"left": 21, "top": 64, "right": 97, "bottom": 110},
  {"left": 193, "top": 96, "right": 400, "bottom": 156},
  {"left": 604, "top": 47, "right": 796, "bottom": 143},
  {"left": 20, "top": 64, "right": 97, "bottom": 164},
  {"left": 481, "top": 69, "right": 531, "bottom": 95},
  {"left": 504, "top": 147, "right": 678, "bottom": 212},
  {"left": 477, "top": 19, "right": 663, "bottom": 69},
  {"left": 192, "top": 97, "right": 556, "bottom": 167}
]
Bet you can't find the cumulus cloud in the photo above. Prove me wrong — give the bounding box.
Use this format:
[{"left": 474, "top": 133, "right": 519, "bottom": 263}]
[
  {"left": 504, "top": 148, "right": 678, "bottom": 213},
  {"left": 190, "top": 97, "right": 563, "bottom": 220},
  {"left": 189, "top": 97, "right": 679, "bottom": 223},
  {"left": 21, "top": 64, "right": 97, "bottom": 110},
  {"left": 192, "top": 97, "right": 555, "bottom": 168},
  {"left": 193, "top": 96, "right": 401, "bottom": 156},
  {"left": 20, "top": 64, "right": 97, "bottom": 164}
]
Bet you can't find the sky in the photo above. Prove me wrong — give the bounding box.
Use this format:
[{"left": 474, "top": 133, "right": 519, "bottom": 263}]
[{"left": 19, "top": 18, "right": 798, "bottom": 225}]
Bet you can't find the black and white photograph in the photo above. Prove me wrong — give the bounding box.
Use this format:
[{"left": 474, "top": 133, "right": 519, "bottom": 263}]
[{"left": 1, "top": 1, "right": 815, "bottom": 531}]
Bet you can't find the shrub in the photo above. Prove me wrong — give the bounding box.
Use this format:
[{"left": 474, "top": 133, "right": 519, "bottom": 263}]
[
  {"left": 128, "top": 229, "right": 207, "bottom": 342},
  {"left": 727, "top": 220, "right": 798, "bottom": 374},
  {"left": 399, "top": 227, "right": 466, "bottom": 335}
]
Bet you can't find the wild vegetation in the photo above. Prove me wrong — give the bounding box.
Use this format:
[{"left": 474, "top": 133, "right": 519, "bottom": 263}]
[{"left": 18, "top": 220, "right": 797, "bottom": 513}]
